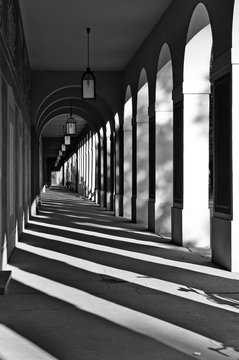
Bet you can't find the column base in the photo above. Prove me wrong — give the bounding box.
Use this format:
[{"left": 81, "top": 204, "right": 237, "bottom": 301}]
[
  {"left": 31, "top": 197, "right": 38, "bottom": 216},
  {"left": 123, "top": 194, "right": 132, "bottom": 220},
  {"left": 115, "top": 194, "right": 123, "bottom": 217},
  {"left": 106, "top": 192, "right": 113, "bottom": 211},
  {"left": 148, "top": 198, "right": 155, "bottom": 232},
  {"left": 131, "top": 195, "right": 137, "bottom": 223},
  {"left": 211, "top": 216, "right": 231, "bottom": 271},
  {"left": 0, "top": 271, "right": 12, "bottom": 295},
  {"left": 136, "top": 196, "right": 148, "bottom": 228},
  {"left": 95, "top": 189, "right": 100, "bottom": 205},
  {"left": 172, "top": 206, "right": 182, "bottom": 245},
  {"left": 172, "top": 206, "right": 210, "bottom": 248},
  {"left": 155, "top": 200, "right": 172, "bottom": 236},
  {"left": 100, "top": 190, "right": 106, "bottom": 208}
]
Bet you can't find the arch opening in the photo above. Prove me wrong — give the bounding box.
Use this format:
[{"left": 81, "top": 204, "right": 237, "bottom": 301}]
[{"left": 182, "top": 3, "right": 213, "bottom": 248}]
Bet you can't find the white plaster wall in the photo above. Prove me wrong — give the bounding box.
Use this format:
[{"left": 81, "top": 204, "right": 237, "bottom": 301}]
[
  {"left": 123, "top": 96, "right": 133, "bottom": 219},
  {"left": 155, "top": 45, "right": 173, "bottom": 235}
]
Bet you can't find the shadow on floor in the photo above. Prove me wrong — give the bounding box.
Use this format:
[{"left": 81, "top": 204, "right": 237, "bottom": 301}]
[{"left": 1, "top": 187, "right": 239, "bottom": 360}]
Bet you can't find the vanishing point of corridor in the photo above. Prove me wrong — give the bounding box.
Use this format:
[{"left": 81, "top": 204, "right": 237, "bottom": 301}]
[{"left": 0, "top": 187, "right": 238, "bottom": 360}]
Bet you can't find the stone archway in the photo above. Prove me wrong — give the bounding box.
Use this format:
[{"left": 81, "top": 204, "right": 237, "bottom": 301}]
[{"left": 182, "top": 3, "right": 212, "bottom": 248}]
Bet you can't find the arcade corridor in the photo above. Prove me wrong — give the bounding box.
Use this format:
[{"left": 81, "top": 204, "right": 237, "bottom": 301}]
[
  {"left": 1, "top": 186, "right": 239, "bottom": 359},
  {"left": 1, "top": 0, "right": 239, "bottom": 358}
]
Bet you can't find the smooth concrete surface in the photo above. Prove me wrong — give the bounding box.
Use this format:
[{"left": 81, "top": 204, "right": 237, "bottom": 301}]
[
  {"left": 1, "top": 186, "right": 239, "bottom": 359},
  {"left": 148, "top": 199, "right": 155, "bottom": 233},
  {"left": 172, "top": 206, "right": 182, "bottom": 245},
  {"left": 211, "top": 217, "right": 231, "bottom": 271}
]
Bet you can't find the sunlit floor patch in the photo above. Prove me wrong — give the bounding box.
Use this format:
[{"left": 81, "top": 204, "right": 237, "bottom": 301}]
[
  {"left": 0, "top": 324, "right": 58, "bottom": 360},
  {"left": 38, "top": 211, "right": 53, "bottom": 214},
  {"left": 73, "top": 222, "right": 159, "bottom": 237},
  {"left": 24, "top": 227, "right": 239, "bottom": 280},
  {"left": 28, "top": 219, "right": 168, "bottom": 247},
  {"left": 17, "top": 240, "right": 239, "bottom": 314},
  {"left": 7, "top": 266, "right": 239, "bottom": 360},
  {"left": 33, "top": 215, "right": 49, "bottom": 219}
]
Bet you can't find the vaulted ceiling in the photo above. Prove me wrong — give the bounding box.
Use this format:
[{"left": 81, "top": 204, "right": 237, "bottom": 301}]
[
  {"left": 19, "top": 0, "right": 173, "bottom": 71},
  {"left": 19, "top": 0, "right": 173, "bottom": 144}
]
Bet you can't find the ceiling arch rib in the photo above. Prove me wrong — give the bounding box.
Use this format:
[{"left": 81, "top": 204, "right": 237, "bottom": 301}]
[
  {"left": 38, "top": 104, "right": 104, "bottom": 138},
  {"left": 37, "top": 97, "right": 106, "bottom": 137},
  {"left": 35, "top": 86, "right": 115, "bottom": 135}
]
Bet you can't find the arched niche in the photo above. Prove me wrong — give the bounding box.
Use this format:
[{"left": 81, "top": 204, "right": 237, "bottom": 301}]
[
  {"left": 123, "top": 85, "right": 133, "bottom": 219},
  {"left": 155, "top": 43, "right": 173, "bottom": 236},
  {"left": 136, "top": 69, "right": 149, "bottom": 227},
  {"left": 181, "top": 3, "right": 212, "bottom": 247}
]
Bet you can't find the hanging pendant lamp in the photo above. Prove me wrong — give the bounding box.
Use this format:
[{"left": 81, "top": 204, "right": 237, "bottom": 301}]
[
  {"left": 81, "top": 27, "right": 96, "bottom": 100},
  {"left": 66, "top": 100, "right": 76, "bottom": 135},
  {"left": 61, "top": 126, "right": 67, "bottom": 151},
  {"left": 64, "top": 135, "right": 71, "bottom": 145}
]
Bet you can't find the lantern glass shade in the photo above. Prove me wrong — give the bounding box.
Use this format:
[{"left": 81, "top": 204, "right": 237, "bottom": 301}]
[
  {"left": 64, "top": 135, "right": 71, "bottom": 145},
  {"left": 61, "top": 144, "right": 66, "bottom": 152},
  {"left": 81, "top": 68, "right": 96, "bottom": 99},
  {"left": 66, "top": 116, "right": 76, "bottom": 135},
  {"left": 59, "top": 150, "right": 62, "bottom": 156}
]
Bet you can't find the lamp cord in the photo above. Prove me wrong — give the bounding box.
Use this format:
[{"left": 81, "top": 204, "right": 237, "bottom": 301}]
[{"left": 87, "top": 27, "right": 90, "bottom": 69}]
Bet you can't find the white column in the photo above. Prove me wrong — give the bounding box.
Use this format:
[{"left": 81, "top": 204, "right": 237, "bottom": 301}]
[
  {"left": 136, "top": 115, "right": 149, "bottom": 227},
  {"left": 91, "top": 134, "right": 96, "bottom": 201},
  {"left": 123, "top": 121, "right": 132, "bottom": 219},
  {"left": 88, "top": 135, "right": 92, "bottom": 199},
  {"left": 182, "top": 89, "right": 210, "bottom": 247},
  {"left": 155, "top": 109, "right": 173, "bottom": 235},
  {"left": 231, "top": 63, "right": 239, "bottom": 272}
]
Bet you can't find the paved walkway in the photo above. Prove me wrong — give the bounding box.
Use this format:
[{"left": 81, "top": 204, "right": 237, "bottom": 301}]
[{"left": 0, "top": 187, "right": 239, "bottom": 359}]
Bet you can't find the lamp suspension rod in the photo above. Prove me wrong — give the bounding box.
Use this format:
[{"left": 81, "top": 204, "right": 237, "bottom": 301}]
[{"left": 87, "top": 27, "right": 90, "bottom": 68}]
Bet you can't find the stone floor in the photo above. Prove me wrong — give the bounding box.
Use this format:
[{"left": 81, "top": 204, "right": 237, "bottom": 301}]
[{"left": 1, "top": 186, "right": 239, "bottom": 359}]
